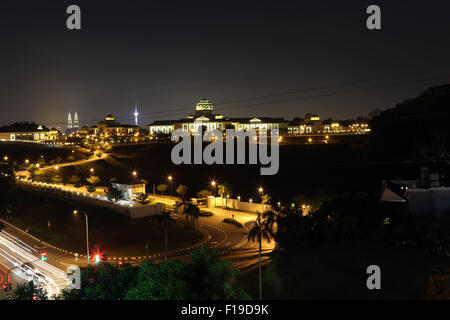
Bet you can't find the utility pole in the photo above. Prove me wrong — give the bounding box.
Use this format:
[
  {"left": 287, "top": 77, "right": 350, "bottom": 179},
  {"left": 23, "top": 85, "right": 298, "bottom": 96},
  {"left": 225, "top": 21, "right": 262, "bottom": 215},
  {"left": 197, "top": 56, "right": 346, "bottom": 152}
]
[
  {"left": 73, "top": 210, "right": 90, "bottom": 264},
  {"left": 258, "top": 211, "right": 262, "bottom": 300}
]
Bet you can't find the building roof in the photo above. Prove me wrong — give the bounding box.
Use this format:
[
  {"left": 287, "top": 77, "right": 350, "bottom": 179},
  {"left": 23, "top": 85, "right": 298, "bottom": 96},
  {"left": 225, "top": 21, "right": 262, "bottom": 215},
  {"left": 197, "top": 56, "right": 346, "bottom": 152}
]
[
  {"left": 0, "top": 122, "right": 50, "bottom": 133},
  {"left": 229, "top": 117, "right": 287, "bottom": 123},
  {"left": 112, "top": 178, "right": 148, "bottom": 185},
  {"left": 147, "top": 120, "right": 182, "bottom": 126},
  {"left": 379, "top": 180, "right": 407, "bottom": 202}
]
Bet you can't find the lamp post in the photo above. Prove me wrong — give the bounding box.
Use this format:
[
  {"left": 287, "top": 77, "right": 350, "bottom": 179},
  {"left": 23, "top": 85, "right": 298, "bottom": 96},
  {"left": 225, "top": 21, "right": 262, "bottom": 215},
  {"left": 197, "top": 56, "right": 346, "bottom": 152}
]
[
  {"left": 210, "top": 180, "right": 216, "bottom": 195},
  {"left": 6, "top": 265, "right": 20, "bottom": 294},
  {"left": 168, "top": 175, "right": 173, "bottom": 197},
  {"left": 257, "top": 210, "right": 262, "bottom": 300},
  {"left": 6, "top": 257, "right": 42, "bottom": 295},
  {"left": 258, "top": 187, "right": 264, "bottom": 212},
  {"left": 210, "top": 180, "right": 216, "bottom": 207},
  {"left": 73, "top": 209, "right": 90, "bottom": 264}
]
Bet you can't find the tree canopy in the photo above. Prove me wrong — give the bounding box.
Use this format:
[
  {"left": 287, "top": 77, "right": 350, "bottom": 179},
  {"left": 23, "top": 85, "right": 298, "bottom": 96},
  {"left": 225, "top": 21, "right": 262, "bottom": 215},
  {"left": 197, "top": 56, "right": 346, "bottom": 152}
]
[
  {"left": 60, "top": 247, "right": 250, "bottom": 300},
  {"left": 105, "top": 184, "right": 125, "bottom": 201}
]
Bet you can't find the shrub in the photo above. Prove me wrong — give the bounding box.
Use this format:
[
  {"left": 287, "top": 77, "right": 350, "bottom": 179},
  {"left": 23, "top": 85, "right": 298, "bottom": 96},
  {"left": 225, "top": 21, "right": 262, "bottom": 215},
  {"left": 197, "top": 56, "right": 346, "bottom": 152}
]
[{"left": 222, "top": 218, "right": 244, "bottom": 228}]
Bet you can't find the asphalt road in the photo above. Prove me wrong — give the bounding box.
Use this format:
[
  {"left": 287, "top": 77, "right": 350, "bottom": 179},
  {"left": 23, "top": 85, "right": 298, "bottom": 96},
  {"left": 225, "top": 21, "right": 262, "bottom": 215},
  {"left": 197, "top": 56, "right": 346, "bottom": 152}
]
[
  {"left": 0, "top": 227, "right": 71, "bottom": 299},
  {"left": 7, "top": 153, "right": 275, "bottom": 299},
  {"left": 0, "top": 208, "right": 273, "bottom": 300}
]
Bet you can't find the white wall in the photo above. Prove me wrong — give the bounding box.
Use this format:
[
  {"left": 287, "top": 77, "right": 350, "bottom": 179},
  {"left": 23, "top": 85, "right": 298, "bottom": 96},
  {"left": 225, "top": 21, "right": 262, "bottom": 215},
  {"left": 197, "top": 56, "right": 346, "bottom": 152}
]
[
  {"left": 407, "top": 188, "right": 450, "bottom": 217},
  {"left": 19, "top": 181, "right": 162, "bottom": 219},
  {"left": 207, "top": 196, "right": 271, "bottom": 213}
]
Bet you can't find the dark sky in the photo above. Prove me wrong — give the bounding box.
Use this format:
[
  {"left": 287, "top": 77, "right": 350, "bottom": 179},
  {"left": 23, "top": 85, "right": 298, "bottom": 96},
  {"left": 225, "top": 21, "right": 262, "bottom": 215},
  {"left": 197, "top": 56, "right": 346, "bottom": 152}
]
[{"left": 1, "top": 0, "right": 449, "bottom": 129}]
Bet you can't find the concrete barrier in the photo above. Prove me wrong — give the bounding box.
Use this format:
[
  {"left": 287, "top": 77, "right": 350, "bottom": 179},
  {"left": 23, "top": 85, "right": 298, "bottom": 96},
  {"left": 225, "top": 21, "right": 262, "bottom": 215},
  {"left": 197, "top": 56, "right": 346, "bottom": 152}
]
[
  {"left": 207, "top": 196, "right": 271, "bottom": 213},
  {"left": 17, "top": 179, "right": 162, "bottom": 219}
]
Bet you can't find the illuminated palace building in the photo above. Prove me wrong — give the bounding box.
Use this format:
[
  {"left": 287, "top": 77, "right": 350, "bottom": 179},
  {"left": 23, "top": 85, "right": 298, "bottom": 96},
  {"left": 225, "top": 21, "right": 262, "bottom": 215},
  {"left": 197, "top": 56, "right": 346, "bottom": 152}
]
[
  {"left": 147, "top": 98, "right": 288, "bottom": 135},
  {"left": 147, "top": 98, "right": 370, "bottom": 137},
  {"left": 0, "top": 124, "right": 58, "bottom": 142},
  {"left": 80, "top": 114, "right": 140, "bottom": 136}
]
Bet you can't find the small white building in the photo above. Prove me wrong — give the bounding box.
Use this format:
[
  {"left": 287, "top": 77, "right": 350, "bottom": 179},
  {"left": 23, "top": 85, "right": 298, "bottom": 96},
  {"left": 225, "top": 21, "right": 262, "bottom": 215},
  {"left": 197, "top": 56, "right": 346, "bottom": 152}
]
[
  {"left": 111, "top": 179, "right": 147, "bottom": 200},
  {"left": 406, "top": 188, "right": 450, "bottom": 217},
  {"left": 380, "top": 168, "right": 449, "bottom": 217}
]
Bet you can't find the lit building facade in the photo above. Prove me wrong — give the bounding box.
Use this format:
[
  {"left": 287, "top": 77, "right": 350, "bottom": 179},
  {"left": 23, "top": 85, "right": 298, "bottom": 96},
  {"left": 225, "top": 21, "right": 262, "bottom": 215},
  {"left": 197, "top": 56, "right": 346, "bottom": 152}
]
[
  {"left": 111, "top": 179, "right": 147, "bottom": 200},
  {"left": 0, "top": 125, "right": 59, "bottom": 142},
  {"left": 90, "top": 114, "right": 139, "bottom": 136},
  {"left": 287, "top": 113, "right": 370, "bottom": 135},
  {"left": 147, "top": 98, "right": 288, "bottom": 135}
]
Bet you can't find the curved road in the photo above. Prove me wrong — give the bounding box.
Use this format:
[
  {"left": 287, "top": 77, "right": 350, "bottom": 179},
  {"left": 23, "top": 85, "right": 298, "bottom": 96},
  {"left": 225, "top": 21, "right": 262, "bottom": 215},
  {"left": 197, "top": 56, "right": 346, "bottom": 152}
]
[
  {"left": 0, "top": 227, "right": 70, "bottom": 299},
  {"left": 6, "top": 152, "right": 275, "bottom": 298}
]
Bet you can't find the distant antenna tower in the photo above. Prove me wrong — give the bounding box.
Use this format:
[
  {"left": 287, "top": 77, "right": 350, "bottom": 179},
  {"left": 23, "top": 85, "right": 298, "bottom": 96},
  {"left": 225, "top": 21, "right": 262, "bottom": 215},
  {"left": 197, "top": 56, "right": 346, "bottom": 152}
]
[
  {"left": 67, "top": 113, "right": 73, "bottom": 129},
  {"left": 134, "top": 105, "right": 139, "bottom": 126},
  {"left": 74, "top": 112, "right": 79, "bottom": 129}
]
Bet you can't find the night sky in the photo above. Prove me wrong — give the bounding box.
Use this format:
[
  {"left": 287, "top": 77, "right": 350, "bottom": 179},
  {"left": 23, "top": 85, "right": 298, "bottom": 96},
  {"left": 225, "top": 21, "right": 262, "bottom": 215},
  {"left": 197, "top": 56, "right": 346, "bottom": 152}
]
[{"left": 0, "top": 0, "right": 449, "bottom": 130}]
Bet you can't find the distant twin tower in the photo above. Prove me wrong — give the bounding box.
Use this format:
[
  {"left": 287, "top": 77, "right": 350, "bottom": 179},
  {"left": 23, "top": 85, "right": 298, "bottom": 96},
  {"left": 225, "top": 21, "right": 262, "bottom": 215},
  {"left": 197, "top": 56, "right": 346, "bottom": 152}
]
[
  {"left": 67, "top": 112, "right": 79, "bottom": 130},
  {"left": 66, "top": 105, "right": 139, "bottom": 132}
]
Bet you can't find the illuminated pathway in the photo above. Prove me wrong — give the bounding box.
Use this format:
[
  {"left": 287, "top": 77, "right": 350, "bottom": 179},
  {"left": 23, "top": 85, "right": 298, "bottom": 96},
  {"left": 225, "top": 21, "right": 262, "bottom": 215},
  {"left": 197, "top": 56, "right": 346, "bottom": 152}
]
[{"left": 16, "top": 152, "right": 109, "bottom": 179}]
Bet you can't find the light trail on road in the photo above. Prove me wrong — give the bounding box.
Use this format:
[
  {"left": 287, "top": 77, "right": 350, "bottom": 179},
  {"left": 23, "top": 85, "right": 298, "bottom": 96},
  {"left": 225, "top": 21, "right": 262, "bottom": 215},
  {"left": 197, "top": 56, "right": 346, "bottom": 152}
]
[
  {"left": 0, "top": 230, "right": 38, "bottom": 254},
  {"left": 0, "top": 231, "right": 69, "bottom": 298}
]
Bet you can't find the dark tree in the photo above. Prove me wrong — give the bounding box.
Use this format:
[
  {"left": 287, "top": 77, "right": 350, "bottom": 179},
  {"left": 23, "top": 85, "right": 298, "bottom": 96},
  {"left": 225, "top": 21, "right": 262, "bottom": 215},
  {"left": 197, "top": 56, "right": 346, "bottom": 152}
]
[
  {"left": 13, "top": 280, "right": 48, "bottom": 300},
  {"left": 148, "top": 211, "right": 176, "bottom": 262},
  {"left": 104, "top": 184, "right": 125, "bottom": 202}
]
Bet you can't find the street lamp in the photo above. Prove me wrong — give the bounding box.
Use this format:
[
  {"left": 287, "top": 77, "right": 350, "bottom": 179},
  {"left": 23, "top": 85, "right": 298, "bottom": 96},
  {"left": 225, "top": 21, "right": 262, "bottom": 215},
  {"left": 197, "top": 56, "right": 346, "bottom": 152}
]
[
  {"left": 258, "top": 187, "right": 265, "bottom": 211},
  {"left": 6, "top": 256, "right": 43, "bottom": 295},
  {"left": 132, "top": 170, "right": 137, "bottom": 177},
  {"left": 210, "top": 180, "right": 216, "bottom": 195},
  {"left": 90, "top": 168, "right": 94, "bottom": 173},
  {"left": 168, "top": 175, "right": 173, "bottom": 197},
  {"left": 73, "top": 209, "right": 90, "bottom": 264}
]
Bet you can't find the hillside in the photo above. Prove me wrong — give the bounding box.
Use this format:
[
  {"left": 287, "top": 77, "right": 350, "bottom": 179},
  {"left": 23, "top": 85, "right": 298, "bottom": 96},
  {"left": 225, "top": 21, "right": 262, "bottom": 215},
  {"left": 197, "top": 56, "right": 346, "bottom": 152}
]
[{"left": 370, "top": 84, "right": 450, "bottom": 160}]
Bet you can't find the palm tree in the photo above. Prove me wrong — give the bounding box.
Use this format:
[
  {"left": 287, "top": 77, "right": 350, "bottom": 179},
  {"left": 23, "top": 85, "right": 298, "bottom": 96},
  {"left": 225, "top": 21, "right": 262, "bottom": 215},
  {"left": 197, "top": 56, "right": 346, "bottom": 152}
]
[
  {"left": 135, "top": 193, "right": 150, "bottom": 205},
  {"left": 86, "top": 175, "right": 100, "bottom": 192},
  {"left": 262, "top": 210, "right": 278, "bottom": 234},
  {"left": 217, "top": 184, "right": 231, "bottom": 198},
  {"left": 148, "top": 210, "right": 176, "bottom": 262},
  {"left": 182, "top": 203, "right": 201, "bottom": 231},
  {"left": 248, "top": 211, "right": 274, "bottom": 300}
]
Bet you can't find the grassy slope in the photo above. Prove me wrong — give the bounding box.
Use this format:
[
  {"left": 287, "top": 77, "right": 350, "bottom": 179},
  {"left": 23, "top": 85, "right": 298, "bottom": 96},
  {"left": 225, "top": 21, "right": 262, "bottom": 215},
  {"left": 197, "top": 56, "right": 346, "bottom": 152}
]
[{"left": 238, "top": 241, "right": 449, "bottom": 299}]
